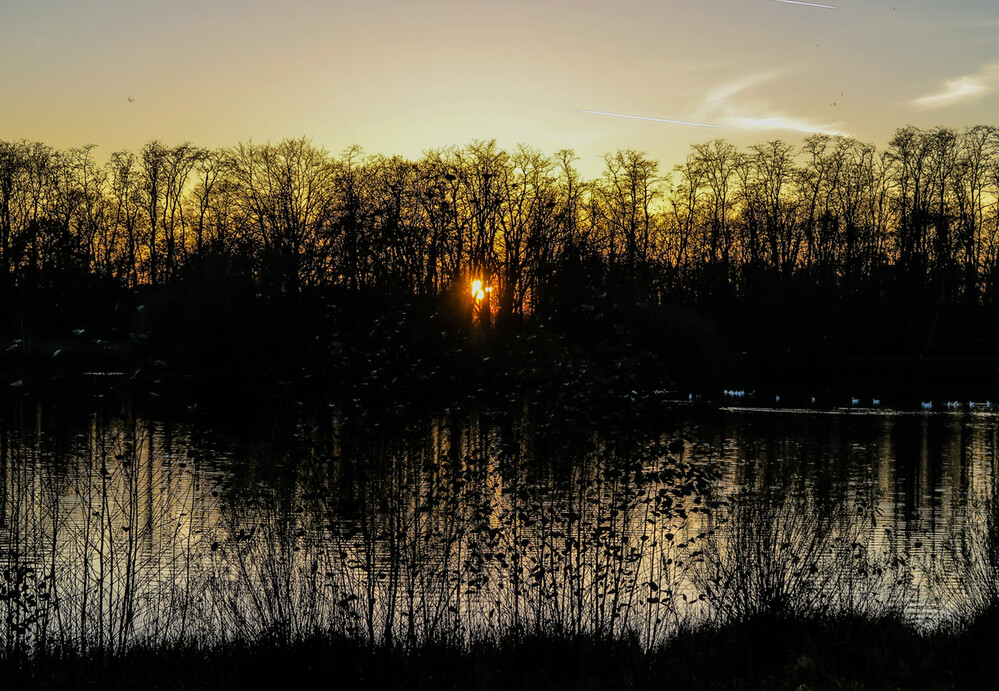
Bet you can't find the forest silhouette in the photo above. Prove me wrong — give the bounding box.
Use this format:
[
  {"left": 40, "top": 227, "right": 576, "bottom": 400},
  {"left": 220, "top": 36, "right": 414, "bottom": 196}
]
[{"left": 2, "top": 126, "right": 998, "bottom": 394}]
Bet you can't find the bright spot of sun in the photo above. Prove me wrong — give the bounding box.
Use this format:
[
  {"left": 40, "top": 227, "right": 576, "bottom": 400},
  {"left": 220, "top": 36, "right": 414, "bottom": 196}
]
[{"left": 471, "top": 279, "right": 485, "bottom": 301}]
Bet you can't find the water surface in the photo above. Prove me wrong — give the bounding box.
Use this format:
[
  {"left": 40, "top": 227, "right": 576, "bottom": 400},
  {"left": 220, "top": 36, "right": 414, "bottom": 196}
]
[{"left": 2, "top": 389, "right": 996, "bottom": 649}]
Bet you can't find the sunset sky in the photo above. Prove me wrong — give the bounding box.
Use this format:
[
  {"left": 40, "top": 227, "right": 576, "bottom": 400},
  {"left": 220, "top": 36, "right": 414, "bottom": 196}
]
[{"left": 3, "top": 0, "right": 997, "bottom": 177}]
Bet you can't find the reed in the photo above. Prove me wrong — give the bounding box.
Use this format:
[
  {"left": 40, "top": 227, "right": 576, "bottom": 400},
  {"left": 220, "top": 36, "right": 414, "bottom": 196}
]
[
  {"left": 1, "top": 414, "right": 206, "bottom": 655},
  {"left": 694, "top": 485, "right": 913, "bottom": 626},
  {"left": 4, "top": 399, "right": 999, "bottom": 690}
]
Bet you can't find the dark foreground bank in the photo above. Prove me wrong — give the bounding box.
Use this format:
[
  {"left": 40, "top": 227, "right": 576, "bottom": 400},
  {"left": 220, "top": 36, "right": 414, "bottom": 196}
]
[
  {"left": 8, "top": 289, "right": 999, "bottom": 414},
  {"left": 6, "top": 613, "right": 999, "bottom": 691}
]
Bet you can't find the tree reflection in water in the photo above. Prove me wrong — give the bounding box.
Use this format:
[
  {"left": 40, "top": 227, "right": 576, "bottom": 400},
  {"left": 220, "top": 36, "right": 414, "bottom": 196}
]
[{"left": 2, "top": 399, "right": 999, "bottom": 653}]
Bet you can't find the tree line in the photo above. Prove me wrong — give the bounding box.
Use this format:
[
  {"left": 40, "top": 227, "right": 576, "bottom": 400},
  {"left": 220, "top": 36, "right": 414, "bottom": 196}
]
[{"left": 1, "top": 126, "right": 998, "bottom": 356}]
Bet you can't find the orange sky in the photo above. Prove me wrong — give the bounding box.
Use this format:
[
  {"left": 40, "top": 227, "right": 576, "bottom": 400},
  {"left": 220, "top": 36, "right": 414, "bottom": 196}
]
[{"left": 2, "top": 0, "right": 997, "bottom": 177}]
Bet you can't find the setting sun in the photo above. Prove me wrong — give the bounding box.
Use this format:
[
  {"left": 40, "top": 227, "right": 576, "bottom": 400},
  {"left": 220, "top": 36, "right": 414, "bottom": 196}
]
[{"left": 471, "top": 279, "right": 491, "bottom": 302}]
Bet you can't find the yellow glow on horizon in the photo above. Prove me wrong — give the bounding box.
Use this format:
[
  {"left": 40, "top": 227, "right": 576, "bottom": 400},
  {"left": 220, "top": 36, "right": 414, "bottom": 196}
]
[{"left": 3, "top": 0, "right": 993, "bottom": 184}]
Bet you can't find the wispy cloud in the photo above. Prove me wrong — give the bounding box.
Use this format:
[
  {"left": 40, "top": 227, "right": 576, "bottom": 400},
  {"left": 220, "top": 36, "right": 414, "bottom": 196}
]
[
  {"left": 956, "top": 18, "right": 999, "bottom": 30},
  {"left": 698, "top": 70, "right": 845, "bottom": 136},
  {"left": 769, "top": 0, "right": 838, "bottom": 9},
  {"left": 582, "top": 67, "right": 844, "bottom": 137},
  {"left": 718, "top": 114, "right": 844, "bottom": 135},
  {"left": 911, "top": 63, "right": 999, "bottom": 109},
  {"left": 578, "top": 110, "right": 723, "bottom": 128},
  {"left": 703, "top": 70, "right": 789, "bottom": 110}
]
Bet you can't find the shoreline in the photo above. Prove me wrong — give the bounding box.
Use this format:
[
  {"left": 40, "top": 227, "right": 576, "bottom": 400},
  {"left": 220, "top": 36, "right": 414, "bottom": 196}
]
[{"left": 5, "top": 612, "right": 995, "bottom": 690}]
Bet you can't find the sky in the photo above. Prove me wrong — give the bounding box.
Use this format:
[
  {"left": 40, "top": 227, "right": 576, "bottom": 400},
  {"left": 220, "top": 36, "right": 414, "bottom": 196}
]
[{"left": 2, "top": 0, "right": 997, "bottom": 178}]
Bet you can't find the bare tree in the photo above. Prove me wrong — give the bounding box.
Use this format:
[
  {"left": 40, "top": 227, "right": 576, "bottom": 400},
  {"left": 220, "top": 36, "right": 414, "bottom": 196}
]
[
  {"left": 187, "top": 147, "right": 236, "bottom": 257},
  {"left": 596, "top": 150, "right": 662, "bottom": 276},
  {"left": 953, "top": 126, "right": 999, "bottom": 300},
  {"left": 232, "top": 138, "right": 336, "bottom": 294},
  {"left": 106, "top": 150, "right": 142, "bottom": 287},
  {"left": 745, "top": 140, "right": 800, "bottom": 277}
]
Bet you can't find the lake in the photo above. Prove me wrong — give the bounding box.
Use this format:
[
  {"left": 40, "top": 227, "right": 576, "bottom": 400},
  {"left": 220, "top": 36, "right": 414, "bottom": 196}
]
[{"left": 3, "top": 383, "right": 997, "bottom": 650}]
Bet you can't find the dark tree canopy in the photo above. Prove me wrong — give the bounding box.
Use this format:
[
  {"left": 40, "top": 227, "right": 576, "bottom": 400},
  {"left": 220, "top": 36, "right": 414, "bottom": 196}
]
[{"left": 2, "top": 127, "right": 998, "bottom": 369}]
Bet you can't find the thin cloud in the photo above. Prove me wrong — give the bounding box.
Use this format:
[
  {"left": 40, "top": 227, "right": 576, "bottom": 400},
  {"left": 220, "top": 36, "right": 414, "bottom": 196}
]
[
  {"left": 769, "top": 0, "right": 838, "bottom": 9},
  {"left": 703, "top": 70, "right": 788, "bottom": 110},
  {"left": 699, "top": 70, "right": 846, "bottom": 136},
  {"left": 584, "top": 67, "right": 842, "bottom": 138},
  {"left": 955, "top": 18, "right": 999, "bottom": 30},
  {"left": 911, "top": 63, "right": 999, "bottom": 110},
  {"left": 719, "top": 114, "right": 845, "bottom": 135},
  {"left": 579, "top": 110, "right": 723, "bottom": 128}
]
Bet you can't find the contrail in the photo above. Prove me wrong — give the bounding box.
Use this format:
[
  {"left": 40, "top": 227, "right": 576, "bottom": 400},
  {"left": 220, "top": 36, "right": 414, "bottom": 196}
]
[
  {"left": 769, "top": 0, "right": 838, "bottom": 9},
  {"left": 579, "top": 110, "right": 723, "bottom": 128}
]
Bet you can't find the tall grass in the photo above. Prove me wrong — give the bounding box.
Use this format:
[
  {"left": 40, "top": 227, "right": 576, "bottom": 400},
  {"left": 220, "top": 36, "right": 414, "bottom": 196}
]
[
  {"left": 0, "top": 414, "right": 206, "bottom": 656},
  {"left": 693, "top": 486, "right": 913, "bottom": 625},
  {"left": 197, "top": 413, "right": 714, "bottom": 648},
  {"left": 0, "top": 399, "right": 990, "bottom": 669},
  {"left": 940, "top": 472, "right": 999, "bottom": 629}
]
